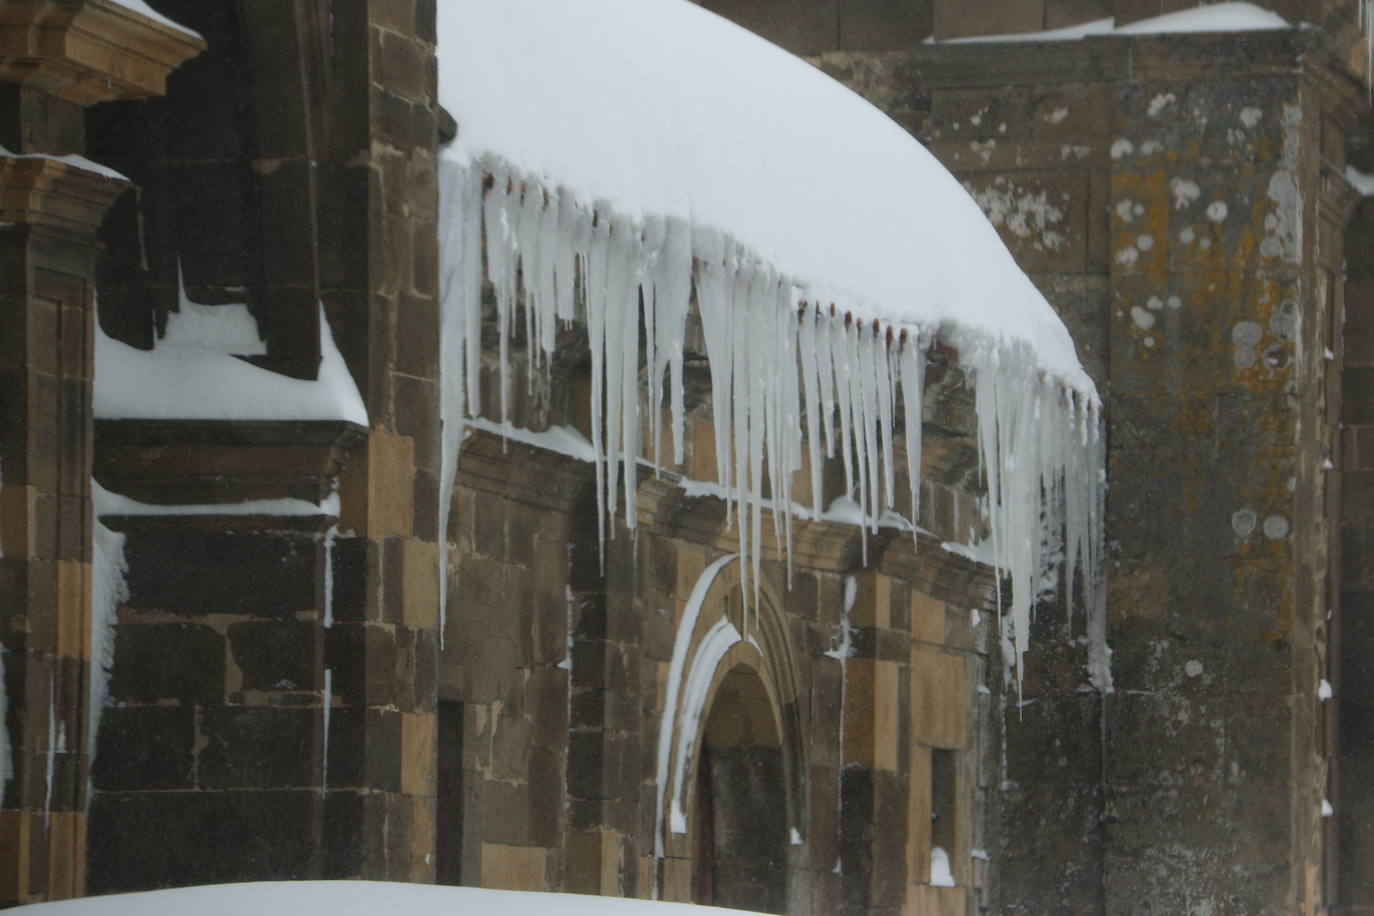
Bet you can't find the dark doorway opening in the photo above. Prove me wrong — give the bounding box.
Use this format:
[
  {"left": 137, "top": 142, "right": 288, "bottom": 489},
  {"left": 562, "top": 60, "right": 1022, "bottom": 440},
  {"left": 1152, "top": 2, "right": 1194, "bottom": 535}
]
[{"left": 690, "top": 665, "right": 787, "bottom": 914}]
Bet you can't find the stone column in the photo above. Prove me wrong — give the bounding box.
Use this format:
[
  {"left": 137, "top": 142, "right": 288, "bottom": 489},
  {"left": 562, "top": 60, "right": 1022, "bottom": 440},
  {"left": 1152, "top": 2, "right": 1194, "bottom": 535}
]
[{"left": 0, "top": 2, "right": 203, "bottom": 905}]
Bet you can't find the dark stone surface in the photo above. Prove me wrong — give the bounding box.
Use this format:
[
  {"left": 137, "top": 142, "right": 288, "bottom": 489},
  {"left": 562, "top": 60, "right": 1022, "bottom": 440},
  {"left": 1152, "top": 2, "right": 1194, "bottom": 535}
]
[
  {"left": 92, "top": 706, "right": 195, "bottom": 792},
  {"left": 198, "top": 706, "right": 316, "bottom": 789},
  {"left": 122, "top": 529, "right": 317, "bottom": 618},
  {"left": 229, "top": 618, "right": 316, "bottom": 691},
  {"left": 109, "top": 623, "right": 224, "bottom": 705},
  {"left": 87, "top": 790, "right": 316, "bottom": 893}
]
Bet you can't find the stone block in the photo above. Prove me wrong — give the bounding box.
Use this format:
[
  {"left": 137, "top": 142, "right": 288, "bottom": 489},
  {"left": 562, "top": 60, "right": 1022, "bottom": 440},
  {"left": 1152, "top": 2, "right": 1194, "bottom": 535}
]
[
  {"left": 402, "top": 538, "right": 440, "bottom": 629},
  {"left": 839, "top": 0, "right": 932, "bottom": 50},
  {"left": 198, "top": 707, "right": 315, "bottom": 789},
  {"left": 480, "top": 842, "right": 546, "bottom": 892},
  {"left": 843, "top": 657, "right": 901, "bottom": 771},
  {"left": 87, "top": 790, "right": 314, "bottom": 894},
  {"left": 912, "top": 591, "right": 946, "bottom": 645},
  {"left": 933, "top": 0, "right": 1043, "bottom": 39},
  {"left": 121, "top": 528, "right": 316, "bottom": 618},
  {"left": 907, "top": 744, "right": 933, "bottom": 885},
  {"left": 910, "top": 647, "right": 968, "bottom": 750},
  {"left": 92, "top": 706, "right": 195, "bottom": 792},
  {"left": 228, "top": 618, "right": 315, "bottom": 692},
  {"left": 567, "top": 829, "right": 622, "bottom": 895},
  {"left": 401, "top": 711, "right": 437, "bottom": 796},
  {"left": 110, "top": 622, "right": 224, "bottom": 705},
  {"left": 409, "top": 793, "right": 436, "bottom": 882},
  {"left": 697, "top": 0, "right": 840, "bottom": 54},
  {"left": 904, "top": 883, "right": 967, "bottom": 915}
]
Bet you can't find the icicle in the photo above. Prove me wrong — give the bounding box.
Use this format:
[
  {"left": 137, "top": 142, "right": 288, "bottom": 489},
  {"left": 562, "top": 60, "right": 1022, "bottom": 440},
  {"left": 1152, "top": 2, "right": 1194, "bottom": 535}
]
[
  {"left": 899, "top": 336, "right": 926, "bottom": 539},
  {"left": 322, "top": 523, "right": 338, "bottom": 628},
  {"left": 654, "top": 218, "right": 693, "bottom": 465},
  {"left": 798, "top": 305, "right": 824, "bottom": 519},
  {"left": 88, "top": 487, "right": 128, "bottom": 784},
  {"left": 484, "top": 169, "right": 519, "bottom": 428}
]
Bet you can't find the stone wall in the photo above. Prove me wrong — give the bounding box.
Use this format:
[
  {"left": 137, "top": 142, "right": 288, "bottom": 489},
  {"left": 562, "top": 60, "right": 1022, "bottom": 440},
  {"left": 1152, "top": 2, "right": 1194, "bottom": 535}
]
[{"left": 799, "top": 22, "right": 1369, "bottom": 915}]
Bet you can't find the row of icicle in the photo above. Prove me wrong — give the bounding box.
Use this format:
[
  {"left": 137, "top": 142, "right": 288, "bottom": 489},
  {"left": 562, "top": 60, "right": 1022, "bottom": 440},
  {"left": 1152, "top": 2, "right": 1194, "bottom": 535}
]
[{"left": 438, "top": 155, "right": 1110, "bottom": 690}]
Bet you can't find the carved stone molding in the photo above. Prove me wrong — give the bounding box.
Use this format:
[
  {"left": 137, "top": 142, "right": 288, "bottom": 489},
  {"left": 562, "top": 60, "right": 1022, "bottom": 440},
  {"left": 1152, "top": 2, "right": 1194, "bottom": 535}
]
[{"left": 0, "top": 0, "right": 204, "bottom": 105}]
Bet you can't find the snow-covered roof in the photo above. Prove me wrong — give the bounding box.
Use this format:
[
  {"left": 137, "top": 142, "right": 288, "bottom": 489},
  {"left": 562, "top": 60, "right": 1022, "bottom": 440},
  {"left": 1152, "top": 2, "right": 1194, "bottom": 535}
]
[
  {"left": 10, "top": 881, "right": 766, "bottom": 915},
  {"left": 437, "top": 0, "right": 1091, "bottom": 395}
]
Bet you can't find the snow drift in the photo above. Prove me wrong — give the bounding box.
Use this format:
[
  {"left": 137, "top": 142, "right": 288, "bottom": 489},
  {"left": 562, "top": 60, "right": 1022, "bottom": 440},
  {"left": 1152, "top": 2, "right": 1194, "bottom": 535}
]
[{"left": 435, "top": 0, "right": 1109, "bottom": 687}]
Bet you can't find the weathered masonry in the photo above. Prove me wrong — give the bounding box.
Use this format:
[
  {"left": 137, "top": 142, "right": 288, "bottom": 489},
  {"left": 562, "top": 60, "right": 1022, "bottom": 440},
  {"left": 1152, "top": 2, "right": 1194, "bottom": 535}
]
[{"left": 2, "top": 1, "right": 1373, "bottom": 915}]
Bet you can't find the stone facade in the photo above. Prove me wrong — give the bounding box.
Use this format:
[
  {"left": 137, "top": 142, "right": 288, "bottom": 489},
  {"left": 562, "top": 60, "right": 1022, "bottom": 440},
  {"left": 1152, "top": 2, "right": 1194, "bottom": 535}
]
[{"left": 1, "top": 1, "right": 1372, "bottom": 915}]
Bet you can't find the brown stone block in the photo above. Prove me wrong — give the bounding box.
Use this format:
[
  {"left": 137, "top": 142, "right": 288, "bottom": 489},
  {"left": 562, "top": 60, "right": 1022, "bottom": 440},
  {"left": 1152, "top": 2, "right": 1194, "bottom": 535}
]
[
  {"left": 341, "top": 429, "right": 415, "bottom": 539},
  {"left": 688, "top": 415, "right": 716, "bottom": 484},
  {"left": 840, "top": 0, "right": 932, "bottom": 50},
  {"left": 905, "top": 883, "right": 967, "bottom": 915},
  {"left": 402, "top": 539, "right": 439, "bottom": 629},
  {"left": 45, "top": 810, "right": 85, "bottom": 898},
  {"left": 933, "top": 0, "right": 1043, "bottom": 39},
  {"left": 843, "top": 657, "right": 900, "bottom": 770},
  {"left": 54, "top": 559, "right": 90, "bottom": 660},
  {"left": 480, "top": 842, "right": 547, "bottom": 892},
  {"left": 910, "top": 647, "right": 968, "bottom": 749},
  {"left": 912, "top": 591, "right": 946, "bottom": 645},
  {"left": 660, "top": 855, "right": 692, "bottom": 903},
  {"left": 907, "top": 744, "right": 933, "bottom": 886},
  {"left": 0, "top": 484, "right": 35, "bottom": 558},
  {"left": 409, "top": 793, "right": 435, "bottom": 883},
  {"left": 567, "top": 829, "right": 622, "bottom": 895},
  {"left": 401, "top": 712, "right": 436, "bottom": 796},
  {"left": 674, "top": 543, "right": 706, "bottom": 605},
  {"left": 0, "top": 810, "right": 30, "bottom": 902},
  {"left": 1046, "top": 0, "right": 1111, "bottom": 27}
]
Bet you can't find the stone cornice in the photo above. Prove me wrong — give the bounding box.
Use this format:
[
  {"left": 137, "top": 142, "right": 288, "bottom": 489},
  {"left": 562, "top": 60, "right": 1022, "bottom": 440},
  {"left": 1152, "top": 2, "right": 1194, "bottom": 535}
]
[
  {"left": 0, "top": 153, "right": 127, "bottom": 237},
  {"left": 0, "top": 0, "right": 205, "bottom": 105}
]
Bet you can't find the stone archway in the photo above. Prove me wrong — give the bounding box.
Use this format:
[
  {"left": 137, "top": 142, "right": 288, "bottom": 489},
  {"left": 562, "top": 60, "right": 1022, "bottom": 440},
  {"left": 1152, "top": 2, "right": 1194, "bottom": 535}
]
[{"left": 653, "top": 555, "right": 804, "bottom": 912}]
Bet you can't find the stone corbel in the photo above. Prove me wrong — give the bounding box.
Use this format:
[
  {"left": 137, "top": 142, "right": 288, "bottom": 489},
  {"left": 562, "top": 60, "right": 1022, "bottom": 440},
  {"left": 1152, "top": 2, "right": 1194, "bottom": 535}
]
[{"left": 0, "top": 0, "right": 205, "bottom": 105}]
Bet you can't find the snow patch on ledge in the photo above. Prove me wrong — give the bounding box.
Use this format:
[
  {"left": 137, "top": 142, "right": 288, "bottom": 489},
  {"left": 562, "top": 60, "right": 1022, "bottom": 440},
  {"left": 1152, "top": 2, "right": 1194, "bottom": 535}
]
[
  {"left": 0, "top": 143, "right": 129, "bottom": 182},
  {"left": 104, "top": 0, "right": 203, "bottom": 40},
  {"left": 1348, "top": 166, "right": 1374, "bottom": 196},
  {"left": 95, "top": 299, "right": 366, "bottom": 425},
  {"left": 934, "top": 2, "right": 1290, "bottom": 43}
]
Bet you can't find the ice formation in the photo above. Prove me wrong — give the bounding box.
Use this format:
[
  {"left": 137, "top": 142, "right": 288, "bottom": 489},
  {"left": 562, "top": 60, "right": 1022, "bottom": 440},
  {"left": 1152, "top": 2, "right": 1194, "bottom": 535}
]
[{"left": 435, "top": 0, "right": 1109, "bottom": 688}]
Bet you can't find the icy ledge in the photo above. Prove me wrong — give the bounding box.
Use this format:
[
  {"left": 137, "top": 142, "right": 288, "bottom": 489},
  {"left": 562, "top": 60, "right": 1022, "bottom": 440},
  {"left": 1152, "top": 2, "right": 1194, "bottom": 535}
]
[{"left": 435, "top": 0, "right": 1109, "bottom": 688}]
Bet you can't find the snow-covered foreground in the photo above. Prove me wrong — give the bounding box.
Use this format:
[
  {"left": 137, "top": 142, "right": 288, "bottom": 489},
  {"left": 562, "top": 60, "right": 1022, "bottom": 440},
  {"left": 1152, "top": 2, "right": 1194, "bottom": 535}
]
[{"left": 12, "top": 882, "right": 767, "bottom": 915}]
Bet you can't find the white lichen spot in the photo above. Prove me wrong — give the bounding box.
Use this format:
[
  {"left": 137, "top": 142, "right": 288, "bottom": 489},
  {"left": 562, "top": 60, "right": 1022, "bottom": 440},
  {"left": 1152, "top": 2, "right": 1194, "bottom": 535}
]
[
  {"left": 1130, "top": 306, "right": 1156, "bottom": 330},
  {"left": 1232, "top": 508, "right": 1257, "bottom": 536},
  {"left": 1133, "top": 202, "right": 1144, "bottom": 217},
  {"left": 1185, "top": 660, "right": 1204, "bottom": 678},
  {"left": 970, "top": 106, "right": 986, "bottom": 126},
  {"left": 1166, "top": 295, "right": 1182, "bottom": 309},
  {"left": 1115, "top": 199, "right": 1137, "bottom": 224},
  {"left": 1116, "top": 246, "right": 1139, "bottom": 267},
  {"left": 1232, "top": 321, "right": 1263, "bottom": 346},
  {"left": 1140, "top": 140, "right": 1162, "bottom": 155},
  {"left": 1110, "top": 138, "right": 1134, "bottom": 159},
  {"left": 1047, "top": 107, "right": 1069, "bottom": 124},
  {"left": 969, "top": 139, "right": 997, "bottom": 164},
  {"left": 1143, "top": 336, "right": 1155, "bottom": 348},
  {"left": 1136, "top": 233, "right": 1154, "bottom": 252},
  {"left": 1263, "top": 515, "right": 1290, "bottom": 540},
  {"left": 1147, "top": 296, "right": 1164, "bottom": 311},
  {"left": 1200, "top": 237, "right": 1212, "bottom": 250},
  {"left": 1060, "top": 144, "right": 1091, "bottom": 161},
  {"left": 1239, "top": 107, "right": 1262, "bottom": 128},
  {"left": 963, "top": 176, "right": 1066, "bottom": 251},
  {"left": 1170, "top": 178, "right": 1201, "bottom": 210},
  {"left": 1206, "top": 201, "right": 1228, "bottom": 222},
  {"left": 1179, "top": 226, "right": 1195, "bottom": 244},
  {"left": 998, "top": 123, "right": 1007, "bottom": 134},
  {"left": 1148, "top": 93, "right": 1176, "bottom": 116}
]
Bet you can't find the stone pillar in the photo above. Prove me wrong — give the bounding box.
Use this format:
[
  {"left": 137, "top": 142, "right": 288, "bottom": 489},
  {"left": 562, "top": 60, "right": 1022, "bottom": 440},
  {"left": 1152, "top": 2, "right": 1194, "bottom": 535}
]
[{"left": 0, "top": 2, "right": 202, "bottom": 906}]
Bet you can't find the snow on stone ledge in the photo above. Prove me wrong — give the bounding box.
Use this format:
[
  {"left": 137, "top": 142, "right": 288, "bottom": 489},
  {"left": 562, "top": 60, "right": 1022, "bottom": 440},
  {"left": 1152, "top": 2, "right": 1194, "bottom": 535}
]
[
  {"left": 11, "top": 881, "right": 767, "bottom": 915},
  {"left": 0, "top": 143, "right": 129, "bottom": 183},
  {"left": 103, "top": 0, "right": 203, "bottom": 41},
  {"left": 935, "top": 2, "right": 1291, "bottom": 43},
  {"left": 437, "top": 0, "right": 1090, "bottom": 393},
  {"left": 94, "top": 301, "right": 366, "bottom": 425}
]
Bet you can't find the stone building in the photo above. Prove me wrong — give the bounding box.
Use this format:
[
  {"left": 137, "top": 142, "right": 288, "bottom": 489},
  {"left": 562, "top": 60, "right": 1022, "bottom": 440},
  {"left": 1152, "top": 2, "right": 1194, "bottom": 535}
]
[{"left": 0, "top": 1, "right": 1370, "bottom": 915}]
